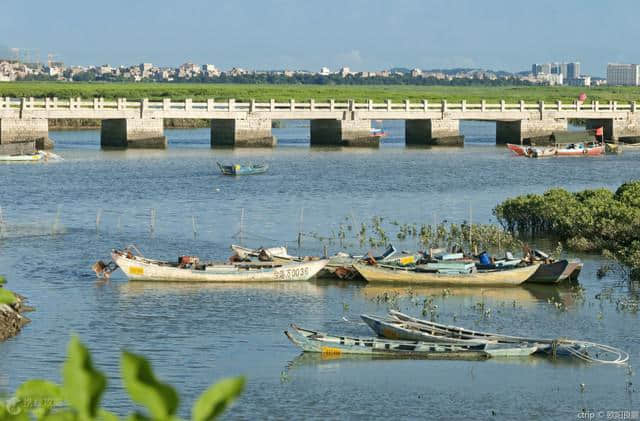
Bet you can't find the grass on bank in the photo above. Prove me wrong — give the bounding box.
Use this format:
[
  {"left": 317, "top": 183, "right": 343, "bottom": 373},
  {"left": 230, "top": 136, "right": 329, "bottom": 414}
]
[{"left": 2, "top": 82, "right": 640, "bottom": 103}]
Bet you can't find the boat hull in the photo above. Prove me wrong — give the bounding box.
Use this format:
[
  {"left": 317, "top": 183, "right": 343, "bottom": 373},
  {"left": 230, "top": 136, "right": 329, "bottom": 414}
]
[
  {"left": 353, "top": 263, "right": 539, "bottom": 286},
  {"left": 506, "top": 143, "right": 526, "bottom": 156},
  {"left": 113, "top": 251, "right": 328, "bottom": 282},
  {"left": 526, "top": 259, "right": 583, "bottom": 284}
]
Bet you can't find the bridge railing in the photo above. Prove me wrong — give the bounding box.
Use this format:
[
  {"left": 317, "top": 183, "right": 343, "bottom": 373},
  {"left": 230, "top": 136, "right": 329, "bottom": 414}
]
[{"left": 0, "top": 97, "right": 636, "bottom": 113}]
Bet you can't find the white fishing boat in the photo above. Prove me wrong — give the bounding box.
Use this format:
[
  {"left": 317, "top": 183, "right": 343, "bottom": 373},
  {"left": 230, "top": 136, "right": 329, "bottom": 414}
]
[
  {"left": 110, "top": 248, "right": 329, "bottom": 282},
  {"left": 0, "top": 151, "right": 62, "bottom": 162}
]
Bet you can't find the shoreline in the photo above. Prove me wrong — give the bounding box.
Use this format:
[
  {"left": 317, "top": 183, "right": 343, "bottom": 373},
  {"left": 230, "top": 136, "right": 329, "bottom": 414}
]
[{"left": 0, "top": 290, "right": 31, "bottom": 342}]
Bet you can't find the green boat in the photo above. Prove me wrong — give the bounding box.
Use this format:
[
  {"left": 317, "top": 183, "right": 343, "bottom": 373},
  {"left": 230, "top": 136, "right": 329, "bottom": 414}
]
[{"left": 217, "top": 162, "right": 268, "bottom": 176}]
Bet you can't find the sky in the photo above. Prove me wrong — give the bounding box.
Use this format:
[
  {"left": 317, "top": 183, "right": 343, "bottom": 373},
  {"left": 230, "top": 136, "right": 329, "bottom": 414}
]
[{"left": 2, "top": 0, "right": 639, "bottom": 76}]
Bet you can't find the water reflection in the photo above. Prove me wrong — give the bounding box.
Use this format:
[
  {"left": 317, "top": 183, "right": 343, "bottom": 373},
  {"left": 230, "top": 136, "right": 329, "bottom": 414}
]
[{"left": 116, "top": 280, "right": 326, "bottom": 297}]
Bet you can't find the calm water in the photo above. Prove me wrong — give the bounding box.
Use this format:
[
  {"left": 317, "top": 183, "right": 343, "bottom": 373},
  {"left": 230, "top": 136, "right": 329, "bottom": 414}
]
[{"left": 0, "top": 121, "right": 639, "bottom": 420}]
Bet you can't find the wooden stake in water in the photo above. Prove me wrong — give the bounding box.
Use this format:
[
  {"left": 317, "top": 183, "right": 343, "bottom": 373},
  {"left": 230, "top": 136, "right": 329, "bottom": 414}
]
[
  {"left": 96, "top": 208, "right": 103, "bottom": 233},
  {"left": 239, "top": 208, "right": 244, "bottom": 246},
  {"left": 192, "top": 215, "right": 198, "bottom": 239},
  {"left": 469, "top": 203, "right": 473, "bottom": 253},
  {"left": 150, "top": 208, "right": 156, "bottom": 237},
  {"left": 52, "top": 205, "right": 61, "bottom": 235},
  {"left": 297, "top": 207, "right": 304, "bottom": 255}
]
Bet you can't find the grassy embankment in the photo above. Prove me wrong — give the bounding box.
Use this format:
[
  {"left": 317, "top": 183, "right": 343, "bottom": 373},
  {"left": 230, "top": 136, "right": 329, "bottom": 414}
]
[{"left": 2, "top": 82, "right": 640, "bottom": 102}]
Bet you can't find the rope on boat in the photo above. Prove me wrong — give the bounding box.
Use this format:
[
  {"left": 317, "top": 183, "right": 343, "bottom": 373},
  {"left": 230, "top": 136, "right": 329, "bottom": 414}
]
[{"left": 559, "top": 340, "right": 630, "bottom": 365}]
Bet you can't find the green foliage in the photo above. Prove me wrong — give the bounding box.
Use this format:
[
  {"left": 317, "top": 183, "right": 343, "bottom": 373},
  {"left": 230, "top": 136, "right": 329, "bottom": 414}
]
[
  {"left": 1, "top": 82, "right": 640, "bottom": 103},
  {"left": 0, "top": 289, "right": 17, "bottom": 306},
  {"left": 191, "top": 377, "right": 245, "bottom": 421},
  {"left": 0, "top": 276, "right": 6, "bottom": 285},
  {"left": 121, "top": 351, "right": 179, "bottom": 420},
  {"left": 62, "top": 337, "right": 106, "bottom": 420},
  {"left": 1, "top": 338, "right": 244, "bottom": 421},
  {"left": 494, "top": 181, "right": 640, "bottom": 281}
]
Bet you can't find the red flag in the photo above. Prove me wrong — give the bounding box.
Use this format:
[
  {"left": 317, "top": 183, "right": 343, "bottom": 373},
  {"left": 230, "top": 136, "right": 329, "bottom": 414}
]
[{"left": 595, "top": 127, "right": 604, "bottom": 137}]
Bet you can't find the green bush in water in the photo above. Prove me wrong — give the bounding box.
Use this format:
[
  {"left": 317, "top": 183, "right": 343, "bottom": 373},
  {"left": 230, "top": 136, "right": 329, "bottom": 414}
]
[
  {"left": 0, "top": 337, "right": 245, "bottom": 420},
  {"left": 493, "top": 181, "right": 640, "bottom": 281}
]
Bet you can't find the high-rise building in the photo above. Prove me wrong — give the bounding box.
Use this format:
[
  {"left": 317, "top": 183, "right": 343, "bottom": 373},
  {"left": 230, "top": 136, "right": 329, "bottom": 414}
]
[
  {"left": 607, "top": 63, "right": 640, "bottom": 86},
  {"left": 566, "top": 62, "right": 580, "bottom": 79}
]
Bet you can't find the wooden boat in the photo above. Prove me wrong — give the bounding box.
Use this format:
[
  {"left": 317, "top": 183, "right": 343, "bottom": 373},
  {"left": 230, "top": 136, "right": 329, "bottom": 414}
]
[
  {"left": 526, "top": 259, "right": 583, "bottom": 284},
  {"left": 285, "top": 324, "right": 536, "bottom": 358},
  {"left": 386, "top": 310, "right": 629, "bottom": 364},
  {"left": 110, "top": 248, "right": 328, "bottom": 282},
  {"left": 352, "top": 262, "right": 539, "bottom": 286},
  {"left": 285, "top": 325, "right": 488, "bottom": 359},
  {"left": 0, "top": 151, "right": 61, "bottom": 162},
  {"left": 360, "top": 315, "right": 538, "bottom": 357},
  {"left": 217, "top": 162, "right": 268, "bottom": 176}
]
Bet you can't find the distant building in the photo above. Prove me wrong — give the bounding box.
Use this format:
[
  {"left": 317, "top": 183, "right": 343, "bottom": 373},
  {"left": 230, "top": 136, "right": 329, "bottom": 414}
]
[
  {"left": 339, "top": 67, "right": 351, "bottom": 77},
  {"left": 532, "top": 61, "right": 580, "bottom": 82},
  {"left": 567, "top": 76, "right": 591, "bottom": 87},
  {"left": 319, "top": 67, "right": 331, "bottom": 76},
  {"left": 607, "top": 63, "right": 640, "bottom": 86},
  {"left": 411, "top": 68, "right": 422, "bottom": 77},
  {"left": 532, "top": 63, "right": 551, "bottom": 76},
  {"left": 566, "top": 62, "right": 580, "bottom": 80}
]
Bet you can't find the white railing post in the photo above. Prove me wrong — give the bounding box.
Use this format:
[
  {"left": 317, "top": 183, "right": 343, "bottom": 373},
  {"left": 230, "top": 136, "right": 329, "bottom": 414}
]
[
  {"left": 93, "top": 98, "right": 98, "bottom": 110},
  {"left": 609, "top": 100, "right": 613, "bottom": 111},
  {"left": 613, "top": 101, "right": 617, "bottom": 111},
  {"left": 461, "top": 100, "right": 466, "bottom": 113},
  {"left": 519, "top": 100, "right": 524, "bottom": 113},
  {"left": 576, "top": 100, "right": 581, "bottom": 111},
  {"left": 632, "top": 101, "right": 637, "bottom": 113},
  {"left": 481, "top": 99, "right": 486, "bottom": 112},
  {"left": 557, "top": 100, "right": 562, "bottom": 111},
  {"left": 500, "top": 99, "right": 505, "bottom": 112},
  {"left": 69, "top": 97, "right": 75, "bottom": 110},
  {"left": 207, "top": 98, "right": 214, "bottom": 112},
  {"left": 250, "top": 99, "right": 255, "bottom": 113},
  {"left": 405, "top": 99, "right": 410, "bottom": 111},
  {"left": 270, "top": 98, "right": 275, "bottom": 111},
  {"left": 141, "top": 98, "right": 148, "bottom": 117},
  {"left": 423, "top": 99, "right": 428, "bottom": 112},
  {"left": 594, "top": 100, "right": 598, "bottom": 111},
  {"left": 185, "top": 98, "right": 192, "bottom": 111},
  {"left": 330, "top": 99, "right": 335, "bottom": 112},
  {"left": 290, "top": 99, "right": 295, "bottom": 111},
  {"left": 441, "top": 99, "right": 447, "bottom": 112},
  {"left": 163, "top": 98, "right": 171, "bottom": 111},
  {"left": 539, "top": 100, "right": 545, "bottom": 116},
  {"left": 45, "top": 97, "right": 52, "bottom": 110},
  {"left": 386, "top": 99, "right": 392, "bottom": 111},
  {"left": 310, "top": 99, "right": 315, "bottom": 111},
  {"left": 228, "top": 98, "right": 235, "bottom": 112},
  {"left": 368, "top": 99, "right": 373, "bottom": 111}
]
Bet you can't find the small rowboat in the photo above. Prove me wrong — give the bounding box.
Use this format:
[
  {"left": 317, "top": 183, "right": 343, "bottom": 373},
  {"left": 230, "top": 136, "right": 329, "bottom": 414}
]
[
  {"left": 111, "top": 248, "right": 328, "bottom": 282},
  {"left": 352, "top": 262, "right": 539, "bottom": 286},
  {"left": 285, "top": 325, "right": 537, "bottom": 358},
  {"left": 217, "top": 162, "right": 268, "bottom": 176},
  {"left": 387, "top": 310, "right": 629, "bottom": 364},
  {"left": 285, "top": 325, "right": 489, "bottom": 359},
  {"left": 370, "top": 128, "right": 387, "bottom": 138}
]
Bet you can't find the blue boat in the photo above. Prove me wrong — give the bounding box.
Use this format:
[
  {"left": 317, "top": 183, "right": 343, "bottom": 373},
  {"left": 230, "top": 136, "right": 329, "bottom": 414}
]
[{"left": 217, "top": 162, "right": 268, "bottom": 176}]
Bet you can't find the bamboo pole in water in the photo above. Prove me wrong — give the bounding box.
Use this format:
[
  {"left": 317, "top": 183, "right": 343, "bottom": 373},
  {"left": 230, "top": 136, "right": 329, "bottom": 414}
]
[{"left": 192, "top": 215, "right": 198, "bottom": 239}]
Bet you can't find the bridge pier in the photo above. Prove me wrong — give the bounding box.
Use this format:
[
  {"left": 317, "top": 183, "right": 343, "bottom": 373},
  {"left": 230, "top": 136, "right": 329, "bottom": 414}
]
[
  {"left": 496, "top": 119, "right": 567, "bottom": 144},
  {"left": 211, "top": 117, "right": 276, "bottom": 147},
  {"left": 585, "top": 118, "right": 640, "bottom": 141},
  {"left": 101, "top": 118, "right": 166, "bottom": 148},
  {"left": 405, "top": 119, "right": 462, "bottom": 146},
  {"left": 0, "top": 118, "right": 53, "bottom": 152},
  {"left": 310, "top": 119, "right": 376, "bottom": 146}
]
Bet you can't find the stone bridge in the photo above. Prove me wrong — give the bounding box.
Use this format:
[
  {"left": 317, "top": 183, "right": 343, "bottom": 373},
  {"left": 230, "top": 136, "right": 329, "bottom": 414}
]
[{"left": 0, "top": 97, "right": 638, "bottom": 148}]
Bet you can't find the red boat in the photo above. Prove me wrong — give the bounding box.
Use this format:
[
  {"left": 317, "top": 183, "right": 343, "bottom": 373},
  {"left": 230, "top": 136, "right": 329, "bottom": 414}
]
[
  {"left": 555, "top": 142, "right": 604, "bottom": 156},
  {"left": 506, "top": 143, "right": 527, "bottom": 156}
]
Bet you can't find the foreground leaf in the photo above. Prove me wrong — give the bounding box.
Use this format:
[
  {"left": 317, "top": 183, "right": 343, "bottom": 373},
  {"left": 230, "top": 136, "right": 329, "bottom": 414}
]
[
  {"left": 62, "top": 337, "right": 107, "bottom": 419},
  {"left": 192, "top": 376, "right": 245, "bottom": 421},
  {"left": 121, "top": 351, "right": 179, "bottom": 420},
  {"left": 0, "top": 288, "right": 17, "bottom": 305}
]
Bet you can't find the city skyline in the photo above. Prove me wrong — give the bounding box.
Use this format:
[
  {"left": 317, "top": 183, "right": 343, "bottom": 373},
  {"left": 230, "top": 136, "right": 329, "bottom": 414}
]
[{"left": 3, "top": 0, "right": 640, "bottom": 76}]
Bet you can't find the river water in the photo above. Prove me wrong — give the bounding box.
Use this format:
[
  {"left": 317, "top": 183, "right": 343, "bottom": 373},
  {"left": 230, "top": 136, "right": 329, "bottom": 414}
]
[{"left": 0, "top": 121, "right": 639, "bottom": 420}]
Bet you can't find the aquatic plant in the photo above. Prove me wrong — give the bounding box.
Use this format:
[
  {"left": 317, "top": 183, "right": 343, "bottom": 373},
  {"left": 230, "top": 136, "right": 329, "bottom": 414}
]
[{"left": 0, "top": 337, "right": 244, "bottom": 420}]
